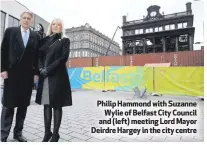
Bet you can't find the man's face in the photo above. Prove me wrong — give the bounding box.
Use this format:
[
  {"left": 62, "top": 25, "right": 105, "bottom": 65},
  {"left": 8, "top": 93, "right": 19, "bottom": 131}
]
[{"left": 20, "top": 13, "right": 33, "bottom": 29}]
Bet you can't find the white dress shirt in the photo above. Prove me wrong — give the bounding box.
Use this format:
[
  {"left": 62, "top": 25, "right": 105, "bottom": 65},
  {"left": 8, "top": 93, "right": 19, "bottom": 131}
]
[{"left": 21, "top": 26, "right": 30, "bottom": 47}]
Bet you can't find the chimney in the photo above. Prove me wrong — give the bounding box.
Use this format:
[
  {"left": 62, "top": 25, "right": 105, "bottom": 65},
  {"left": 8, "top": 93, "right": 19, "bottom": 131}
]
[
  {"left": 186, "top": 2, "right": 192, "bottom": 15},
  {"left": 122, "top": 15, "right": 127, "bottom": 24}
]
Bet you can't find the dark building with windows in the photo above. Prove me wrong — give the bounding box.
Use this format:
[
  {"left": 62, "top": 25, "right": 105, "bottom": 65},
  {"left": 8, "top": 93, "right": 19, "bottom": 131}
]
[
  {"left": 121, "top": 2, "right": 195, "bottom": 55},
  {"left": 65, "top": 23, "right": 121, "bottom": 58}
]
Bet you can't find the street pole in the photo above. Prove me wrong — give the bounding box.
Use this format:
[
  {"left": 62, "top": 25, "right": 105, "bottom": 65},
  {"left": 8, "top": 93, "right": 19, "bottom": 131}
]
[{"left": 105, "top": 26, "right": 121, "bottom": 56}]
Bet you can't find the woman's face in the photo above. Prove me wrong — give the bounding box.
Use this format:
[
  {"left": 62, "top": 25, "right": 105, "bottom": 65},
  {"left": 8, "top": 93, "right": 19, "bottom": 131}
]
[{"left": 51, "top": 21, "right": 62, "bottom": 34}]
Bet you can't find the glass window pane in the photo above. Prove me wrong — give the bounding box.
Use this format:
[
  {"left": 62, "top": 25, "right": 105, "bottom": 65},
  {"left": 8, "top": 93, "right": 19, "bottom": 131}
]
[
  {"left": 165, "top": 25, "right": 169, "bottom": 30},
  {"left": 170, "top": 24, "right": 175, "bottom": 30},
  {"left": 1, "top": 11, "right": 6, "bottom": 32},
  {"left": 8, "top": 16, "right": 13, "bottom": 27},
  {"left": 183, "top": 22, "right": 187, "bottom": 28},
  {"left": 159, "top": 27, "right": 163, "bottom": 31}
]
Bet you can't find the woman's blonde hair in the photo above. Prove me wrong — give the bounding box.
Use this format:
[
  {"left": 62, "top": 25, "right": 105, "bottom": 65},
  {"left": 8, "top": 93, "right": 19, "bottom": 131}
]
[{"left": 46, "top": 18, "right": 67, "bottom": 38}]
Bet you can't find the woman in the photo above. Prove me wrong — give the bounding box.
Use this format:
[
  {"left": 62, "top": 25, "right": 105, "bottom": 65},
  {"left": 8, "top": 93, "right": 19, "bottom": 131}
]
[{"left": 36, "top": 18, "right": 72, "bottom": 142}]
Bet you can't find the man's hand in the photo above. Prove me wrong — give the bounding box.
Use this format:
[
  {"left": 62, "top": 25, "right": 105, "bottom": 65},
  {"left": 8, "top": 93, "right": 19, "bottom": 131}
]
[
  {"left": 1, "top": 71, "right": 8, "bottom": 79},
  {"left": 34, "top": 75, "right": 38, "bottom": 83}
]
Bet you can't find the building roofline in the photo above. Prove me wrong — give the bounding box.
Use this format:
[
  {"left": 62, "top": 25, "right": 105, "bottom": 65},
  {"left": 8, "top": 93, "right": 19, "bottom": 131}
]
[{"left": 66, "top": 24, "right": 120, "bottom": 47}]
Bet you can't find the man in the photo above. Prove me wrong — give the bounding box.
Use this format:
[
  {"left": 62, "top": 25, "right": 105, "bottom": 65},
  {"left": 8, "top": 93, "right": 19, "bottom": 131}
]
[{"left": 1, "top": 11, "right": 40, "bottom": 142}]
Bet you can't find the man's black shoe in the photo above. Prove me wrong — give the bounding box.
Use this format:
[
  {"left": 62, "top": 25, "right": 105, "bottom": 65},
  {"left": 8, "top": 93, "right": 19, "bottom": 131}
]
[
  {"left": 1, "top": 139, "right": 7, "bottom": 142},
  {"left": 13, "top": 135, "right": 27, "bottom": 142}
]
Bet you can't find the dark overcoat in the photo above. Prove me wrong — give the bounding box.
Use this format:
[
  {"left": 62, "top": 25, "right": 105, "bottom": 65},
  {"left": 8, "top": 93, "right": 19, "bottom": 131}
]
[
  {"left": 1, "top": 27, "right": 40, "bottom": 108},
  {"left": 35, "top": 34, "right": 72, "bottom": 107}
]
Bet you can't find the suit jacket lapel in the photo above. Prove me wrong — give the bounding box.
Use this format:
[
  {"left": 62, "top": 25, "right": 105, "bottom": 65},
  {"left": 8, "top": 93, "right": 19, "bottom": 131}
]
[
  {"left": 18, "top": 28, "right": 35, "bottom": 63},
  {"left": 16, "top": 27, "right": 25, "bottom": 52},
  {"left": 26, "top": 29, "right": 35, "bottom": 49}
]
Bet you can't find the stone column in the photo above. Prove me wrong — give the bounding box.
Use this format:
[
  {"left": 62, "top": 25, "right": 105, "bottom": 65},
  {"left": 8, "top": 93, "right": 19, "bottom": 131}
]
[
  {"left": 175, "top": 37, "right": 179, "bottom": 52},
  {"left": 143, "top": 38, "right": 146, "bottom": 53},
  {"left": 175, "top": 23, "right": 178, "bottom": 29},
  {"left": 189, "top": 35, "right": 193, "bottom": 50},
  {"left": 143, "top": 28, "right": 146, "bottom": 34},
  {"left": 162, "top": 25, "right": 165, "bottom": 31},
  {"left": 162, "top": 37, "right": 166, "bottom": 52},
  {"left": 153, "top": 38, "right": 156, "bottom": 53}
]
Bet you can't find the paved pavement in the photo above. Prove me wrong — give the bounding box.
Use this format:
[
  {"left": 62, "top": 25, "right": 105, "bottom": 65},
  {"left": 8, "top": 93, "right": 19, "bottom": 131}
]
[{"left": 0, "top": 89, "right": 204, "bottom": 142}]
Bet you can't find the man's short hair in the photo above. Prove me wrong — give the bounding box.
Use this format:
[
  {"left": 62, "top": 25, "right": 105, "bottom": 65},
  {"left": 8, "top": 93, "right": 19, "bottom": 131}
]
[{"left": 20, "top": 11, "right": 34, "bottom": 19}]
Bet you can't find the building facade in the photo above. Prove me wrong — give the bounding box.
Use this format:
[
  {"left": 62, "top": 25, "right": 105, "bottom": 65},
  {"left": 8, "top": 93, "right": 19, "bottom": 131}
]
[
  {"left": 121, "top": 2, "right": 195, "bottom": 55},
  {"left": 0, "top": 0, "right": 49, "bottom": 41},
  {"left": 65, "top": 23, "right": 121, "bottom": 58}
]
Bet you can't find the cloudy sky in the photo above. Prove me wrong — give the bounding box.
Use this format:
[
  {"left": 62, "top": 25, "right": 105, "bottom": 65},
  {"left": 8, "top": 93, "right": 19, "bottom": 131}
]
[{"left": 17, "top": 0, "right": 204, "bottom": 48}]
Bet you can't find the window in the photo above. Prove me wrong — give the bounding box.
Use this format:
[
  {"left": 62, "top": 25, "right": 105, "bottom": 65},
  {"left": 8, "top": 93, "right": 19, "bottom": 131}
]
[
  {"left": 85, "top": 33, "right": 89, "bottom": 39},
  {"left": 178, "top": 23, "right": 183, "bottom": 29},
  {"left": 70, "top": 43, "right": 73, "bottom": 49},
  {"left": 1, "top": 11, "right": 6, "bottom": 39},
  {"left": 170, "top": 24, "right": 175, "bottom": 30},
  {"left": 159, "top": 27, "right": 163, "bottom": 31},
  {"left": 99, "top": 39, "right": 101, "bottom": 45},
  {"left": 179, "top": 34, "right": 188, "bottom": 43},
  {"left": 84, "top": 51, "right": 86, "bottom": 57},
  {"left": 85, "top": 42, "right": 89, "bottom": 48},
  {"left": 95, "top": 37, "right": 97, "bottom": 44},
  {"left": 74, "top": 43, "right": 77, "bottom": 49},
  {"left": 149, "top": 28, "right": 153, "bottom": 33},
  {"left": 183, "top": 22, "right": 187, "bottom": 28},
  {"left": 155, "top": 27, "right": 159, "bottom": 32},
  {"left": 8, "top": 15, "right": 19, "bottom": 27},
  {"left": 135, "top": 29, "right": 139, "bottom": 34},
  {"left": 86, "top": 51, "right": 88, "bottom": 57},
  {"left": 131, "top": 30, "right": 135, "bottom": 35},
  {"left": 165, "top": 25, "right": 170, "bottom": 30},
  {"left": 139, "top": 29, "right": 143, "bottom": 34}
]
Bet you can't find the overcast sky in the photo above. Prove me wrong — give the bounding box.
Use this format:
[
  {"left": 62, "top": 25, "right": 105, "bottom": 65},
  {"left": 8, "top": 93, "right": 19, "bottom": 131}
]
[{"left": 17, "top": 0, "right": 204, "bottom": 48}]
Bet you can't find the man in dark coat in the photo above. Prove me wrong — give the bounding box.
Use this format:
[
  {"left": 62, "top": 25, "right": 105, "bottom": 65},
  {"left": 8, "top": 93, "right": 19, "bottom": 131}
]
[{"left": 1, "top": 11, "right": 40, "bottom": 142}]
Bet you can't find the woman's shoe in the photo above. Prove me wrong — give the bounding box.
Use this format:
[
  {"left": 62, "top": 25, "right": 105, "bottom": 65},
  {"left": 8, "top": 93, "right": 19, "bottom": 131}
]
[
  {"left": 50, "top": 133, "right": 60, "bottom": 142},
  {"left": 42, "top": 132, "right": 52, "bottom": 142}
]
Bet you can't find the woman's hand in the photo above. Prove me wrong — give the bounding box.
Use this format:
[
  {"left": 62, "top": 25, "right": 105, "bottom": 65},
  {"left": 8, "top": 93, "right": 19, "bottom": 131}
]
[{"left": 40, "top": 68, "right": 48, "bottom": 78}]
